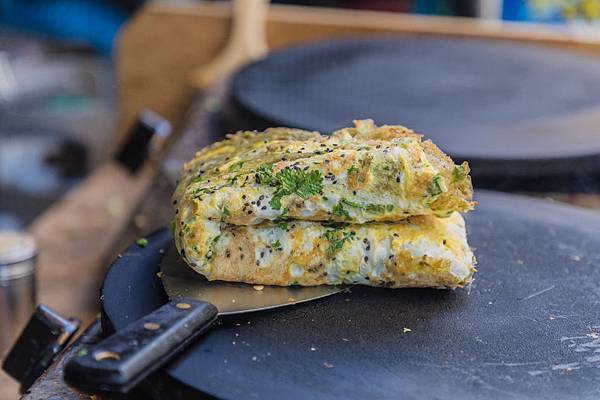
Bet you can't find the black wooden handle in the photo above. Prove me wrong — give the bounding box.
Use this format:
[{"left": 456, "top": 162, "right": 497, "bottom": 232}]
[{"left": 64, "top": 299, "right": 218, "bottom": 394}]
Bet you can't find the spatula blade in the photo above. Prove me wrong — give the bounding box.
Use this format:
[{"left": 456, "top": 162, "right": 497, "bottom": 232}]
[{"left": 159, "top": 246, "right": 342, "bottom": 315}]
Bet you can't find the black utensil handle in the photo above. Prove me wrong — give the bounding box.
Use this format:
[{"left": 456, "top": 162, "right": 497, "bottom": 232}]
[{"left": 64, "top": 299, "right": 218, "bottom": 394}]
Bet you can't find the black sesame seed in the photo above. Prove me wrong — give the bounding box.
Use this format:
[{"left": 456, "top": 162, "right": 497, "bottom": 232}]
[
  {"left": 242, "top": 195, "right": 247, "bottom": 200},
  {"left": 366, "top": 245, "right": 370, "bottom": 251},
  {"left": 259, "top": 195, "right": 265, "bottom": 200},
  {"left": 396, "top": 176, "right": 400, "bottom": 183},
  {"left": 261, "top": 206, "right": 267, "bottom": 210},
  {"left": 364, "top": 256, "right": 369, "bottom": 262},
  {"left": 352, "top": 190, "right": 357, "bottom": 195}
]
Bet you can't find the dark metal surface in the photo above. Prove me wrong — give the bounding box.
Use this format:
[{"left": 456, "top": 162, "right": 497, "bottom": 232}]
[
  {"left": 232, "top": 37, "right": 600, "bottom": 179},
  {"left": 2, "top": 305, "right": 79, "bottom": 393},
  {"left": 101, "top": 191, "right": 600, "bottom": 399}
]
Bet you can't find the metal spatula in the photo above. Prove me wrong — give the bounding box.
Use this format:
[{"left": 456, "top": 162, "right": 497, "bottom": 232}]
[{"left": 64, "top": 246, "right": 342, "bottom": 394}]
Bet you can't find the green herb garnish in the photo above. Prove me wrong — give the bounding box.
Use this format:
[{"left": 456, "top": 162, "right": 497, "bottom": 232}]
[
  {"left": 451, "top": 165, "right": 466, "bottom": 182},
  {"left": 205, "top": 235, "right": 221, "bottom": 260},
  {"left": 276, "top": 220, "right": 290, "bottom": 230},
  {"left": 136, "top": 238, "right": 149, "bottom": 248},
  {"left": 339, "top": 199, "right": 393, "bottom": 214},
  {"left": 428, "top": 174, "right": 445, "bottom": 197},
  {"left": 76, "top": 348, "right": 89, "bottom": 357},
  {"left": 228, "top": 161, "right": 245, "bottom": 172},
  {"left": 260, "top": 167, "right": 323, "bottom": 210},
  {"left": 255, "top": 164, "right": 276, "bottom": 185},
  {"left": 347, "top": 165, "right": 359, "bottom": 174},
  {"left": 332, "top": 202, "right": 350, "bottom": 219},
  {"left": 222, "top": 206, "right": 231, "bottom": 218},
  {"left": 325, "top": 229, "right": 354, "bottom": 256}
]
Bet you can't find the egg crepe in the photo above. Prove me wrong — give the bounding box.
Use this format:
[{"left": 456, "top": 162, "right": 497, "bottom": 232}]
[{"left": 173, "top": 120, "right": 476, "bottom": 288}]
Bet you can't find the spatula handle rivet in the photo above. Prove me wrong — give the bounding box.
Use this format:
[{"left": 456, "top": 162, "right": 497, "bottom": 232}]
[
  {"left": 176, "top": 302, "right": 192, "bottom": 310},
  {"left": 94, "top": 350, "right": 121, "bottom": 362},
  {"left": 143, "top": 322, "right": 161, "bottom": 330}
]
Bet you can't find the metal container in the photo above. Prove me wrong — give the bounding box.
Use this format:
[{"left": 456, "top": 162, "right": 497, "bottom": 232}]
[{"left": 0, "top": 231, "right": 37, "bottom": 357}]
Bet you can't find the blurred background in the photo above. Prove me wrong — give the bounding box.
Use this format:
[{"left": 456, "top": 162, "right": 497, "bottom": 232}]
[
  {"left": 2, "top": 0, "right": 600, "bottom": 230},
  {"left": 2, "top": 0, "right": 600, "bottom": 398}
]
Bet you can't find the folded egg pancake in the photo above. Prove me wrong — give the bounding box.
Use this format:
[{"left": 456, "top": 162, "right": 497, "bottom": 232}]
[
  {"left": 174, "top": 213, "right": 475, "bottom": 289},
  {"left": 173, "top": 120, "right": 476, "bottom": 288},
  {"left": 173, "top": 119, "right": 474, "bottom": 226}
]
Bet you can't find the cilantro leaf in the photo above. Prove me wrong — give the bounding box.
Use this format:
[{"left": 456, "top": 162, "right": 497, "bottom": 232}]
[
  {"left": 332, "top": 202, "right": 350, "bottom": 219},
  {"left": 222, "top": 206, "right": 231, "bottom": 218},
  {"left": 255, "top": 164, "right": 276, "bottom": 185},
  {"left": 340, "top": 199, "right": 393, "bottom": 214},
  {"left": 428, "top": 174, "right": 445, "bottom": 197},
  {"left": 276, "top": 220, "right": 290, "bottom": 230},
  {"left": 325, "top": 229, "right": 354, "bottom": 256},
  {"left": 228, "top": 161, "right": 245, "bottom": 172},
  {"left": 264, "top": 167, "right": 323, "bottom": 210}
]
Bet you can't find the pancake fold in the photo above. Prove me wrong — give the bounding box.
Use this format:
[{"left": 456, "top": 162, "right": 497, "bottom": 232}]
[{"left": 173, "top": 120, "right": 476, "bottom": 288}]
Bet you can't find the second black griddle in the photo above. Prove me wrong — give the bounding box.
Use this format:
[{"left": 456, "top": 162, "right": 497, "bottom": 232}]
[
  {"left": 231, "top": 37, "right": 600, "bottom": 182},
  {"left": 100, "top": 191, "right": 600, "bottom": 399}
]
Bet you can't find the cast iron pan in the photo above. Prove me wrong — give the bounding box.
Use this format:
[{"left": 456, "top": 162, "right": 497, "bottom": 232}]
[
  {"left": 101, "top": 191, "right": 600, "bottom": 399},
  {"left": 232, "top": 37, "right": 600, "bottom": 181}
]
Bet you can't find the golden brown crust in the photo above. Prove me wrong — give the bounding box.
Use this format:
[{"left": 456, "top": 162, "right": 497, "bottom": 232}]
[
  {"left": 178, "top": 214, "right": 475, "bottom": 289},
  {"left": 172, "top": 120, "right": 476, "bottom": 288}
]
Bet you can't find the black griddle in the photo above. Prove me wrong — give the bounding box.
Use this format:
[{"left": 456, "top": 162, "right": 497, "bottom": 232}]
[
  {"left": 231, "top": 37, "right": 600, "bottom": 184},
  {"left": 101, "top": 191, "right": 600, "bottom": 400}
]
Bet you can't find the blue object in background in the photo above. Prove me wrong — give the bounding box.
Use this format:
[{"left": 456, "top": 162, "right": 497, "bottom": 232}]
[
  {"left": 0, "top": 0, "right": 127, "bottom": 55},
  {"left": 502, "top": 0, "right": 580, "bottom": 23}
]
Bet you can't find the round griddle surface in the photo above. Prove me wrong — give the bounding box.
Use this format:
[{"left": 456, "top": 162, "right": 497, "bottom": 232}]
[
  {"left": 102, "top": 191, "right": 600, "bottom": 400},
  {"left": 232, "top": 37, "right": 600, "bottom": 170}
]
